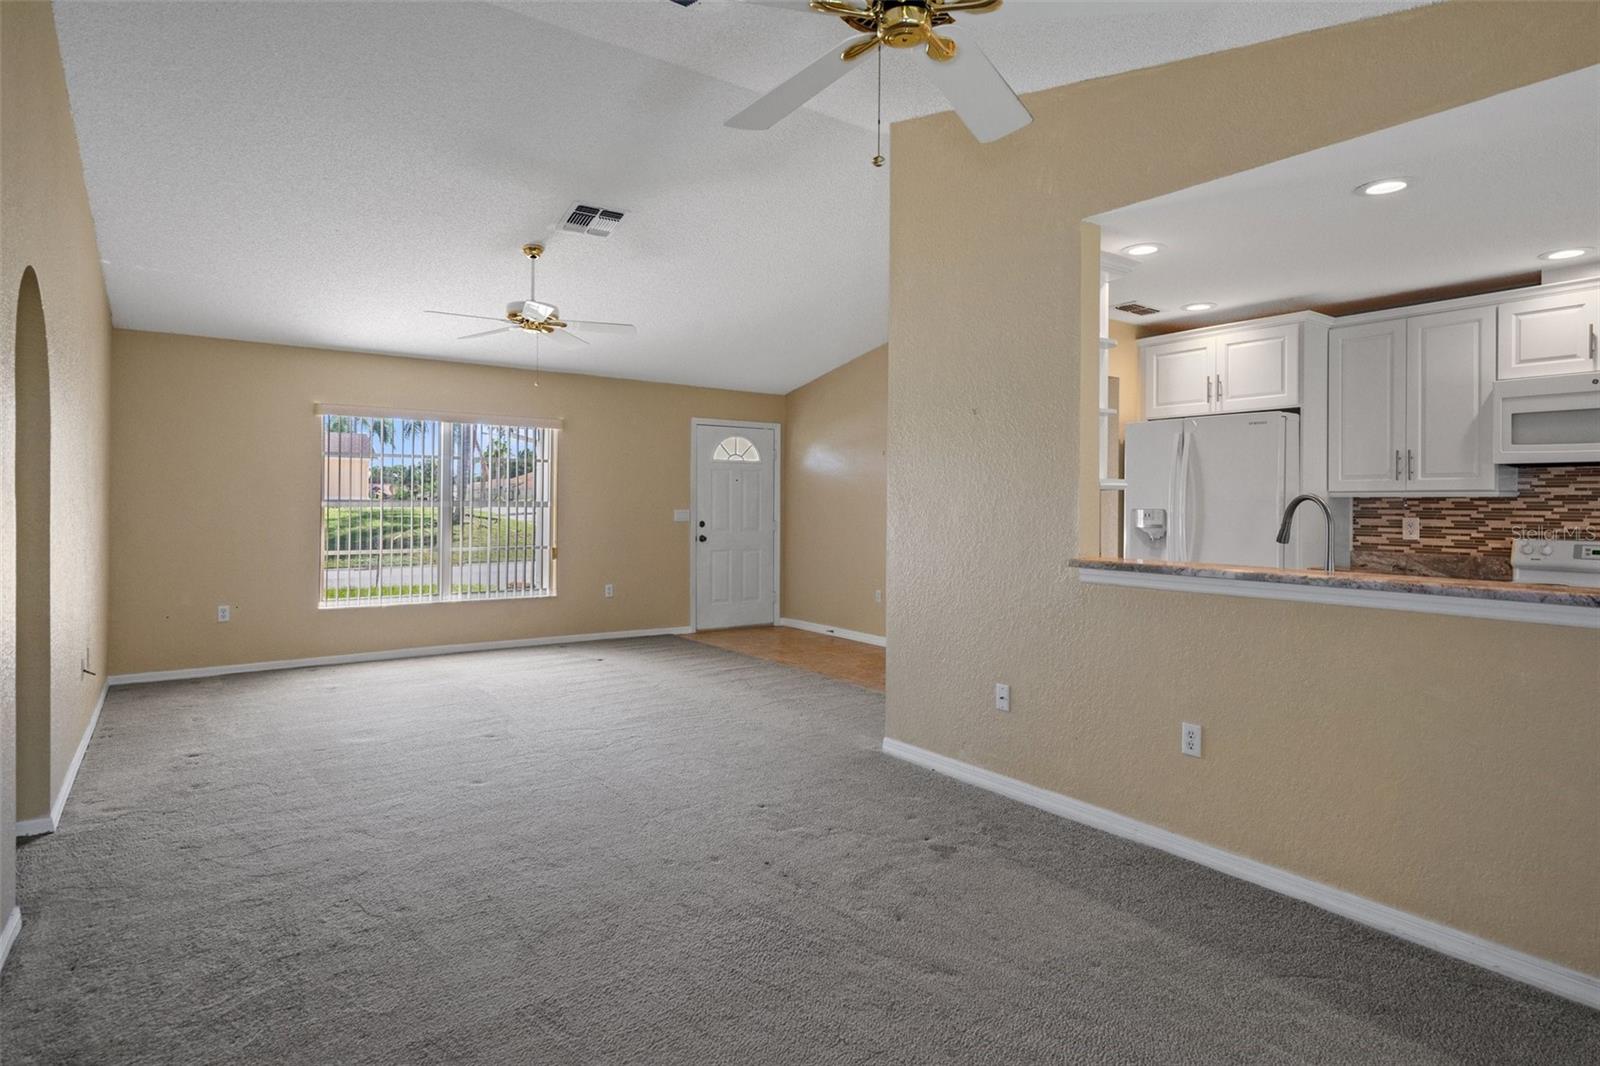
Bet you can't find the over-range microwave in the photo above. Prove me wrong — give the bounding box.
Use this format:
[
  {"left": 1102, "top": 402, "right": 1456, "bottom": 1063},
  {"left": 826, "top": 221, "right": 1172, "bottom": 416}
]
[{"left": 1492, "top": 372, "right": 1600, "bottom": 464}]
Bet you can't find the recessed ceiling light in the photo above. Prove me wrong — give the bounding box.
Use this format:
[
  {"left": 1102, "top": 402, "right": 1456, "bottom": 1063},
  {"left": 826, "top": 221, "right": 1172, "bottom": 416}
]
[
  {"left": 1539, "top": 247, "right": 1592, "bottom": 261},
  {"left": 1122, "top": 243, "right": 1163, "bottom": 257},
  {"left": 1355, "top": 178, "right": 1409, "bottom": 196},
  {"left": 1182, "top": 302, "right": 1216, "bottom": 312}
]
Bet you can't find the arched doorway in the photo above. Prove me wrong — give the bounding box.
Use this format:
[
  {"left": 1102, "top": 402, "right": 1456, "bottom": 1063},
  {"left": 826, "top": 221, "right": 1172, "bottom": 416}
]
[{"left": 14, "top": 267, "right": 51, "bottom": 830}]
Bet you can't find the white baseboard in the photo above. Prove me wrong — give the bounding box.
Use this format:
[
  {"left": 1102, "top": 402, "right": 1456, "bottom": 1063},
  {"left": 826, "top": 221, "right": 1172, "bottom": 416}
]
[
  {"left": 15, "top": 681, "right": 108, "bottom": 838},
  {"left": 880, "top": 736, "right": 1600, "bottom": 1009},
  {"left": 106, "top": 626, "right": 696, "bottom": 686},
  {"left": 778, "top": 617, "right": 886, "bottom": 648},
  {"left": 0, "top": 906, "right": 20, "bottom": 975}
]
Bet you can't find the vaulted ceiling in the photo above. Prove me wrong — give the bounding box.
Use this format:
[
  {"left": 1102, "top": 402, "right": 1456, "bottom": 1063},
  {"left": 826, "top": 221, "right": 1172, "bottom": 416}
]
[{"left": 56, "top": 0, "right": 1419, "bottom": 393}]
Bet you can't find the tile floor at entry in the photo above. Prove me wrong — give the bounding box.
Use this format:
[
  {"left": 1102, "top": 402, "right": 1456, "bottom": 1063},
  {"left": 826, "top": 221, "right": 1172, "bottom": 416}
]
[{"left": 681, "top": 625, "right": 885, "bottom": 690}]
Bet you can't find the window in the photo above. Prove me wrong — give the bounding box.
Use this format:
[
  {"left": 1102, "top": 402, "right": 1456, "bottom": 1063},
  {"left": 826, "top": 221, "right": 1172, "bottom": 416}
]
[
  {"left": 712, "top": 435, "right": 760, "bottom": 462},
  {"left": 319, "top": 412, "right": 555, "bottom": 607}
]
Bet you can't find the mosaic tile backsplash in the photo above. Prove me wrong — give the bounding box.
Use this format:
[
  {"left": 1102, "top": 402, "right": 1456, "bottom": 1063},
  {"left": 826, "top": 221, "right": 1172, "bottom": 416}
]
[{"left": 1351, "top": 465, "right": 1600, "bottom": 580}]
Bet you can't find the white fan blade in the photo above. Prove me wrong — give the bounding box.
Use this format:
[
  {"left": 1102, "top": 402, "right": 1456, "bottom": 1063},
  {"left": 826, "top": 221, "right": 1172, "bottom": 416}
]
[
  {"left": 739, "top": 0, "right": 836, "bottom": 10},
  {"left": 458, "top": 327, "right": 513, "bottom": 340},
  {"left": 919, "top": 31, "right": 1031, "bottom": 144},
  {"left": 726, "top": 37, "right": 862, "bottom": 130},
  {"left": 738, "top": 0, "right": 832, "bottom": 10},
  {"left": 566, "top": 320, "right": 637, "bottom": 336},
  {"left": 425, "top": 309, "right": 511, "bottom": 324},
  {"left": 547, "top": 329, "right": 589, "bottom": 348}
]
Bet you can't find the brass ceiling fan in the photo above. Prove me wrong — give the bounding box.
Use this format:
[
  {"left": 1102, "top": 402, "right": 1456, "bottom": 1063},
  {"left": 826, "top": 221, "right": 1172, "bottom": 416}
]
[
  {"left": 423, "top": 243, "right": 637, "bottom": 348},
  {"left": 725, "top": 0, "right": 1031, "bottom": 146}
]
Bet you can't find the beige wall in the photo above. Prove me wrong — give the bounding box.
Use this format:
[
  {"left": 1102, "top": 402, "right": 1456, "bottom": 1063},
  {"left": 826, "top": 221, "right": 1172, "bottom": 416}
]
[
  {"left": 108, "top": 331, "right": 785, "bottom": 674},
  {"left": 1106, "top": 319, "right": 1141, "bottom": 445},
  {"left": 1, "top": 0, "right": 115, "bottom": 932},
  {"left": 887, "top": 0, "right": 1600, "bottom": 977},
  {"left": 781, "top": 345, "right": 887, "bottom": 637}
]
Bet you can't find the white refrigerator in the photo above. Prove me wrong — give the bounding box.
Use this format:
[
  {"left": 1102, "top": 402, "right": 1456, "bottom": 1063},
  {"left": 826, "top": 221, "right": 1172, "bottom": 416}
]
[{"left": 1123, "top": 411, "right": 1316, "bottom": 567}]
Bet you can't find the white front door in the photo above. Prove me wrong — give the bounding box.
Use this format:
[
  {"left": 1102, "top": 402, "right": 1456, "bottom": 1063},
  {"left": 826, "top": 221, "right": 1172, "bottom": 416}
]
[{"left": 694, "top": 422, "right": 777, "bottom": 630}]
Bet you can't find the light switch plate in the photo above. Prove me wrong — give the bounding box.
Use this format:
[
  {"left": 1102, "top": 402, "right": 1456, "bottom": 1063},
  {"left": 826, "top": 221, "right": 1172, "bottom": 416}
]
[
  {"left": 1402, "top": 515, "right": 1421, "bottom": 541},
  {"left": 673, "top": 509, "right": 690, "bottom": 523}
]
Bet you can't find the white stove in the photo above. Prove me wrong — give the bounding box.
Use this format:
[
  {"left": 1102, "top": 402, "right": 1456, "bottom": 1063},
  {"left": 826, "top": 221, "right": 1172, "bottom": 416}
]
[{"left": 1511, "top": 538, "right": 1600, "bottom": 588}]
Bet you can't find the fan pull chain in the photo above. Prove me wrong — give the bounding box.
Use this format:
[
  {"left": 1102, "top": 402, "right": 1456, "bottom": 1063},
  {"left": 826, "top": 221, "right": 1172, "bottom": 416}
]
[{"left": 872, "top": 43, "right": 885, "bottom": 168}]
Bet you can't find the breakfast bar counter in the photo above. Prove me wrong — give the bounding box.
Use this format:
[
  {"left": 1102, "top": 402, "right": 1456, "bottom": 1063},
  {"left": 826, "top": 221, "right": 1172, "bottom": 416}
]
[{"left": 1070, "top": 556, "right": 1600, "bottom": 628}]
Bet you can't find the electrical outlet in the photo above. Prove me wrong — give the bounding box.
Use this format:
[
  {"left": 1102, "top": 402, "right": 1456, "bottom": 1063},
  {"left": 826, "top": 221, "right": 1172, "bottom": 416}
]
[
  {"left": 994, "top": 683, "right": 1010, "bottom": 713},
  {"left": 1181, "top": 722, "right": 1202, "bottom": 758},
  {"left": 603, "top": 584, "right": 615, "bottom": 599},
  {"left": 1402, "top": 515, "right": 1421, "bottom": 541},
  {"left": 217, "top": 604, "right": 231, "bottom": 623},
  {"left": 874, "top": 589, "right": 883, "bottom": 604}
]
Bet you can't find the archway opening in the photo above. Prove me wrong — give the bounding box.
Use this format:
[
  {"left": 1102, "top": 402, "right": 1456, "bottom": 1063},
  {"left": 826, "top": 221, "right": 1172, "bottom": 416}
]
[{"left": 14, "top": 267, "right": 51, "bottom": 830}]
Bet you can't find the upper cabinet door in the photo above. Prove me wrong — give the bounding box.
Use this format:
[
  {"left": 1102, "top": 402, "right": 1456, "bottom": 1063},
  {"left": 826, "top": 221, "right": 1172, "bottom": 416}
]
[
  {"left": 1408, "top": 306, "right": 1499, "bottom": 492},
  {"left": 1328, "top": 320, "right": 1406, "bottom": 493},
  {"left": 1142, "top": 336, "right": 1215, "bottom": 419},
  {"left": 1497, "top": 286, "right": 1599, "bottom": 379},
  {"left": 1216, "top": 324, "right": 1300, "bottom": 413}
]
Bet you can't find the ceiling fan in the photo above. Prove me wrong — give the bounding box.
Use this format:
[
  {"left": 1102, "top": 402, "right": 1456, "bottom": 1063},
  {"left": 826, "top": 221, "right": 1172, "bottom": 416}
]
[
  {"left": 724, "top": 0, "right": 1031, "bottom": 146},
  {"left": 423, "top": 243, "right": 637, "bottom": 348}
]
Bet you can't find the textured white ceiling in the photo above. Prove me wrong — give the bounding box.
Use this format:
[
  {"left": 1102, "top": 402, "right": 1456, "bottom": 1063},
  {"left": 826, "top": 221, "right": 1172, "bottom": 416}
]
[
  {"left": 1094, "top": 66, "right": 1600, "bottom": 330},
  {"left": 55, "top": 0, "right": 1420, "bottom": 393}
]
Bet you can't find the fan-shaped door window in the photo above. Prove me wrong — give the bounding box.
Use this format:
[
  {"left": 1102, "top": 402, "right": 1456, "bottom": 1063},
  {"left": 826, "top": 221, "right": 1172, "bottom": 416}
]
[{"left": 712, "top": 435, "right": 760, "bottom": 462}]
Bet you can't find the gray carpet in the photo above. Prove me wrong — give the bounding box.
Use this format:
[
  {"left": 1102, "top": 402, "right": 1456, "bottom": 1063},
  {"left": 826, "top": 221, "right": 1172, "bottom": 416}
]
[{"left": 2, "top": 638, "right": 1595, "bottom": 1065}]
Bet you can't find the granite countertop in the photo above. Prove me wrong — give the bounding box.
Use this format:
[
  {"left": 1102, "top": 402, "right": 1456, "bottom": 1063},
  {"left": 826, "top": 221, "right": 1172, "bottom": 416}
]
[{"left": 1069, "top": 556, "right": 1600, "bottom": 610}]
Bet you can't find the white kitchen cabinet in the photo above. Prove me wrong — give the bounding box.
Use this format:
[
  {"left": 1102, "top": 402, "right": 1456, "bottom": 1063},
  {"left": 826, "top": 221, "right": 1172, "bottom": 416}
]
[
  {"left": 1408, "top": 306, "right": 1502, "bottom": 492},
  {"left": 1329, "top": 308, "right": 1514, "bottom": 496},
  {"left": 1496, "top": 285, "right": 1599, "bottom": 379},
  {"left": 1142, "top": 335, "right": 1214, "bottom": 418},
  {"left": 1141, "top": 318, "right": 1305, "bottom": 419},
  {"left": 1217, "top": 324, "right": 1299, "bottom": 413},
  {"left": 1328, "top": 320, "right": 1406, "bottom": 493}
]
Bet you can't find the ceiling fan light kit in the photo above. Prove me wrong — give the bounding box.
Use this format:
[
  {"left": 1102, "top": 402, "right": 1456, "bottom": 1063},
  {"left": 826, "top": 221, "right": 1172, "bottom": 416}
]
[
  {"left": 727, "top": 0, "right": 1031, "bottom": 149},
  {"left": 423, "top": 242, "right": 637, "bottom": 360}
]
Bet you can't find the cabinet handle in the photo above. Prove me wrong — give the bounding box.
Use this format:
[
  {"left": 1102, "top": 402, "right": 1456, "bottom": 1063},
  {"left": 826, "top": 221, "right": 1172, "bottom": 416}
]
[
  {"left": 1206, "top": 375, "right": 1212, "bottom": 404},
  {"left": 1590, "top": 323, "right": 1596, "bottom": 359},
  {"left": 1408, "top": 449, "right": 1415, "bottom": 480},
  {"left": 1395, "top": 449, "right": 1402, "bottom": 480},
  {"left": 1215, "top": 375, "right": 1223, "bottom": 403}
]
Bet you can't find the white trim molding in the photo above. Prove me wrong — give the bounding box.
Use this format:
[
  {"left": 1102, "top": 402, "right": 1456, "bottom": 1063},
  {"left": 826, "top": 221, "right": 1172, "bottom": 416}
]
[
  {"left": 0, "top": 906, "right": 20, "bottom": 975},
  {"left": 778, "top": 617, "right": 886, "bottom": 648},
  {"left": 107, "top": 626, "right": 695, "bottom": 687},
  {"left": 1077, "top": 566, "right": 1598, "bottom": 629},
  {"left": 881, "top": 737, "right": 1600, "bottom": 1009},
  {"left": 16, "top": 682, "right": 108, "bottom": 837}
]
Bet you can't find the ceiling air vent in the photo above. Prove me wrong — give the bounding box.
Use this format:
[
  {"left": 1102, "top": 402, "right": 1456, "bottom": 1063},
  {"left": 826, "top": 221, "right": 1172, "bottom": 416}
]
[
  {"left": 1114, "top": 301, "right": 1161, "bottom": 316},
  {"left": 562, "top": 203, "right": 625, "bottom": 238}
]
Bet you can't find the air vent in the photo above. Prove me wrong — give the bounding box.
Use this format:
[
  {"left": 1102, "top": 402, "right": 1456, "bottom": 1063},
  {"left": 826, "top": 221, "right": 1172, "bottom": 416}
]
[
  {"left": 1115, "top": 301, "right": 1161, "bottom": 316},
  {"left": 562, "top": 203, "right": 625, "bottom": 237}
]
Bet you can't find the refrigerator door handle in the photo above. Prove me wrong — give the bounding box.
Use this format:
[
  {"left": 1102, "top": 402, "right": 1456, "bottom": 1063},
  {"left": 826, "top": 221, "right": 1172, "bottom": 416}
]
[
  {"left": 1167, "top": 426, "right": 1186, "bottom": 561},
  {"left": 1182, "top": 423, "right": 1196, "bottom": 562}
]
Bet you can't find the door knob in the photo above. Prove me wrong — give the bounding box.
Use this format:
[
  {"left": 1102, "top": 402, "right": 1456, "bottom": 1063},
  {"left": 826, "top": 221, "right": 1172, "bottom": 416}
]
[
  {"left": 698, "top": 520, "right": 705, "bottom": 528},
  {"left": 698, "top": 534, "right": 707, "bottom": 542}
]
